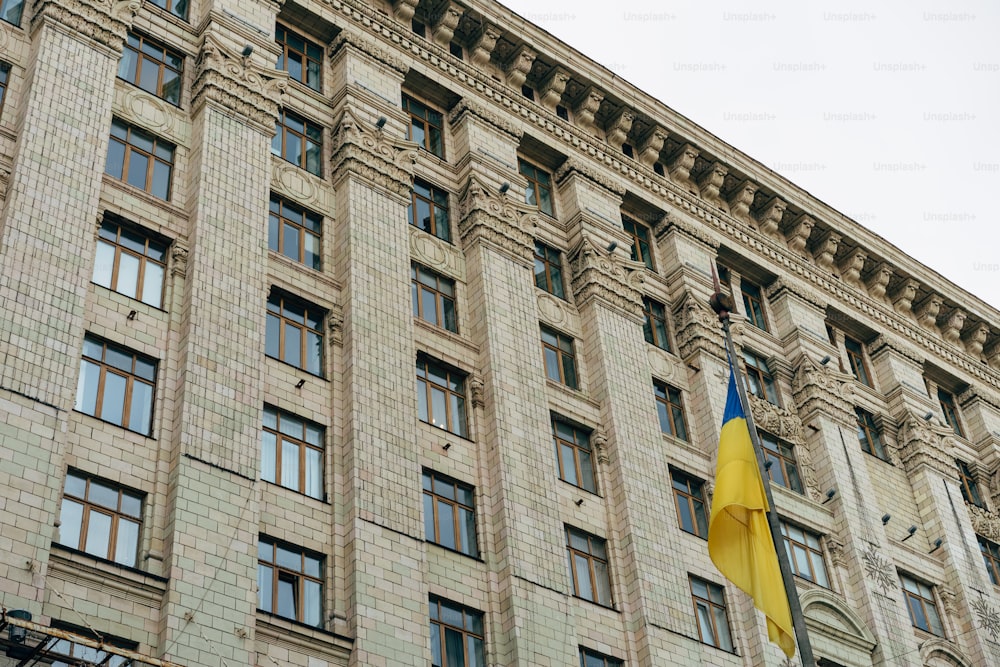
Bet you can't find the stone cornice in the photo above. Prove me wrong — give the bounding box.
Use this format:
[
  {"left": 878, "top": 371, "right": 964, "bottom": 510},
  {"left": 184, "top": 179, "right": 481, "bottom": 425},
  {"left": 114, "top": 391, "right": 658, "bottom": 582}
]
[
  {"left": 447, "top": 99, "right": 522, "bottom": 141},
  {"left": 328, "top": 28, "right": 408, "bottom": 75},
  {"left": 554, "top": 159, "right": 626, "bottom": 198},
  {"left": 671, "top": 291, "right": 724, "bottom": 362},
  {"left": 33, "top": 0, "right": 139, "bottom": 52},
  {"left": 868, "top": 333, "right": 925, "bottom": 367},
  {"left": 330, "top": 105, "right": 418, "bottom": 198},
  {"left": 791, "top": 354, "right": 856, "bottom": 423},
  {"left": 968, "top": 503, "right": 1000, "bottom": 543},
  {"left": 765, "top": 276, "right": 826, "bottom": 312},
  {"left": 653, "top": 212, "right": 719, "bottom": 251},
  {"left": 897, "top": 409, "right": 959, "bottom": 477},
  {"left": 457, "top": 175, "right": 536, "bottom": 264},
  {"left": 568, "top": 233, "right": 644, "bottom": 320}
]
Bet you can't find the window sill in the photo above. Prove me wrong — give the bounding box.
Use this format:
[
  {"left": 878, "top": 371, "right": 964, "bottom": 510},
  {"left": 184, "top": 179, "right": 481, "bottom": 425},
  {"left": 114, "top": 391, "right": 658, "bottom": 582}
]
[
  {"left": 116, "top": 77, "right": 183, "bottom": 110},
  {"left": 260, "top": 479, "right": 329, "bottom": 505},
  {"left": 273, "top": 154, "right": 323, "bottom": 180},
  {"left": 571, "top": 594, "right": 618, "bottom": 612},
  {"left": 678, "top": 528, "right": 708, "bottom": 542},
  {"left": 426, "top": 540, "right": 484, "bottom": 563},
  {"left": 409, "top": 223, "right": 454, "bottom": 246},
  {"left": 50, "top": 543, "right": 168, "bottom": 589},
  {"left": 256, "top": 610, "right": 352, "bottom": 645},
  {"left": 418, "top": 417, "right": 473, "bottom": 443},
  {"left": 697, "top": 639, "right": 739, "bottom": 657},
  {"left": 72, "top": 409, "right": 155, "bottom": 440},
  {"left": 560, "top": 478, "right": 601, "bottom": 498},
  {"left": 102, "top": 175, "right": 187, "bottom": 219},
  {"left": 264, "top": 354, "right": 328, "bottom": 381},
  {"left": 91, "top": 281, "right": 168, "bottom": 314}
]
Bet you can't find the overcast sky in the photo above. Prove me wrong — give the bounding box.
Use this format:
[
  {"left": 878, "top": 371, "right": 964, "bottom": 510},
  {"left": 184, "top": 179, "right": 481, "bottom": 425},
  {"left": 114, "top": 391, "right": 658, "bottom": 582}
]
[{"left": 499, "top": 0, "right": 1000, "bottom": 309}]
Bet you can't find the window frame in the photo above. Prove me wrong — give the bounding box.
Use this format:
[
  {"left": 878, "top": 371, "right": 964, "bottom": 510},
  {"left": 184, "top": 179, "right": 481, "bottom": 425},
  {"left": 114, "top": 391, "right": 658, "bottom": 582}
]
[
  {"left": 622, "top": 216, "right": 654, "bottom": 270},
  {"left": 579, "top": 647, "right": 623, "bottom": 667},
  {"left": 541, "top": 325, "right": 579, "bottom": 389},
  {"left": 980, "top": 535, "right": 1000, "bottom": 586},
  {"left": 654, "top": 381, "right": 688, "bottom": 441},
  {"left": 740, "top": 279, "right": 768, "bottom": 331},
  {"left": 261, "top": 405, "right": 325, "bottom": 500},
  {"left": 105, "top": 118, "right": 175, "bottom": 200},
  {"left": 93, "top": 217, "right": 169, "bottom": 308},
  {"left": 269, "top": 194, "right": 322, "bottom": 270},
  {"left": 957, "top": 460, "right": 985, "bottom": 508},
  {"left": 566, "top": 526, "right": 613, "bottom": 607},
  {"left": 519, "top": 157, "right": 554, "bottom": 217},
  {"left": 899, "top": 573, "right": 945, "bottom": 637},
  {"left": 57, "top": 470, "right": 143, "bottom": 567},
  {"left": 75, "top": 335, "right": 157, "bottom": 436},
  {"left": 148, "top": 0, "right": 187, "bottom": 20},
  {"left": 422, "top": 470, "right": 479, "bottom": 557},
  {"left": 642, "top": 297, "right": 671, "bottom": 351},
  {"left": 276, "top": 23, "right": 323, "bottom": 92},
  {"left": 0, "top": 61, "right": 10, "bottom": 116},
  {"left": 938, "top": 388, "right": 965, "bottom": 437},
  {"left": 412, "top": 263, "right": 458, "bottom": 333},
  {"left": 265, "top": 291, "right": 325, "bottom": 376},
  {"left": 671, "top": 468, "right": 708, "bottom": 538},
  {"left": 416, "top": 356, "right": 468, "bottom": 437},
  {"left": 429, "top": 595, "right": 485, "bottom": 667},
  {"left": 409, "top": 179, "right": 451, "bottom": 242},
  {"left": 689, "top": 576, "right": 734, "bottom": 652},
  {"left": 402, "top": 93, "right": 444, "bottom": 158},
  {"left": 743, "top": 350, "right": 780, "bottom": 405},
  {"left": 552, "top": 417, "right": 597, "bottom": 494},
  {"left": 760, "top": 432, "right": 804, "bottom": 494},
  {"left": 533, "top": 240, "right": 566, "bottom": 299},
  {"left": 844, "top": 335, "right": 871, "bottom": 386},
  {"left": 0, "top": 0, "right": 24, "bottom": 26},
  {"left": 272, "top": 108, "right": 323, "bottom": 176},
  {"left": 118, "top": 32, "right": 184, "bottom": 106},
  {"left": 780, "top": 520, "right": 830, "bottom": 588},
  {"left": 257, "top": 537, "right": 324, "bottom": 627},
  {"left": 855, "top": 407, "right": 887, "bottom": 460}
]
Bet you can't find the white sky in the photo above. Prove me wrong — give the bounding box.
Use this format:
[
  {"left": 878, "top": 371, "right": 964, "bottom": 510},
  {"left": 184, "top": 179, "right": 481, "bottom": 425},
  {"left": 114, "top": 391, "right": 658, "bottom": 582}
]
[{"left": 499, "top": 0, "right": 1000, "bottom": 310}]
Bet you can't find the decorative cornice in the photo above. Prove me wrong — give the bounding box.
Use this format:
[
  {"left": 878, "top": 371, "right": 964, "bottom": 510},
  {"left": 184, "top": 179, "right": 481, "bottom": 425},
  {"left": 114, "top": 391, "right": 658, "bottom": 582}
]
[
  {"left": 568, "top": 232, "right": 644, "bottom": 319},
  {"left": 447, "top": 99, "right": 522, "bottom": 141},
  {"left": 653, "top": 212, "right": 718, "bottom": 251},
  {"left": 671, "top": 291, "right": 724, "bottom": 361},
  {"left": 553, "top": 159, "right": 626, "bottom": 197},
  {"left": 968, "top": 503, "right": 1000, "bottom": 543},
  {"left": 457, "top": 175, "right": 536, "bottom": 263},
  {"left": 765, "top": 276, "right": 826, "bottom": 312},
  {"left": 897, "top": 409, "right": 958, "bottom": 477},
  {"left": 697, "top": 160, "right": 728, "bottom": 210},
  {"left": 330, "top": 105, "right": 418, "bottom": 198},
  {"left": 791, "top": 354, "right": 856, "bottom": 422},
  {"left": 430, "top": 1, "right": 464, "bottom": 48},
  {"left": 868, "top": 333, "right": 924, "bottom": 367},
  {"left": 329, "top": 30, "right": 408, "bottom": 75},
  {"left": 193, "top": 33, "right": 287, "bottom": 130},
  {"left": 33, "top": 0, "right": 139, "bottom": 51},
  {"left": 726, "top": 179, "right": 757, "bottom": 226},
  {"left": 468, "top": 23, "right": 501, "bottom": 68}
]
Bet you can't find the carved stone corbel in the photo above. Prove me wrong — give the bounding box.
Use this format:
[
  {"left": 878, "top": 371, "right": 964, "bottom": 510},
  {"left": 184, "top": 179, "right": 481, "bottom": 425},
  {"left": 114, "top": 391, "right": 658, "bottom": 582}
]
[
  {"left": 170, "top": 243, "right": 189, "bottom": 278},
  {"left": 572, "top": 86, "right": 604, "bottom": 135},
  {"left": 839, "top": 248, "right": 868, "bottom": 290},
  {"left": 914, "top": 293, "right": 943, "bottom": 331},
  {"left": 33, "top": 0, "right": 140, "bottom": 51},
  {"left": 430, "top": 1, "right": 464, "bottom": 48},
  {"left": 726, "top": 179, "right": 757, "bottom": 226},
  {"left": 672, "top": 291, "right": 725, "bottom": 361},
  {"left": 891, "top": 278, "right": 920, "bottom": 317},
  {"left": 635, "top": 125, "right": 667, "bottom": 169},
  {"left": 784, "top": 213, "right": 815, "bottom": 257},
  {"left": 962, "top": 322, "right": 990, "bottom": 358},
  {"left": 897, "top": 408, "right": 958, "bottom": 477},
  {"left": 667, "top": 143, "right": 699, "bottom": 192},
  {"left": 826, "top": 538, "right": 846, "bottom": 569},
  {"left": 328, "top": 304, "right": 344, "bottom": 346},
  {"left": 937, "top": 308, "right": 966, "bottom": 346},
  {"left": 985, "top": 339, "right": 1000, "bottom": 371},
  {"left": 604, "top": 107, "right": 634, "bottom": 151},
  {"left": 457, "top": 174, "right": 536, "bottom": 263},
  {"left": 392, "top": 0, "right": 419, "bottom": 23},
  {"left": 537, "top": 65, "right": 570, "bottom": 111},
  {"left": 568, "top": 232, "right": 644, "bottom": 319},
  {"left": 812, "top": 230, "right": 841, "bottom": 272},
  {"left": 864, "top": 262, "right": 894, "bottom": 304},
  {"left": 791, "top": 353, "right": 856, "bottom": 421},
  {"left": 504, "top": 44, "right": 536, "bottom": 90},
  {"left": 469, "top": 24, "right": 501, "bottom": 67},
  {"left": 755, "top": 196, "right": 786, "bottom": 240},
  {"left": 330, "top": 105, "right": 418, "bottom": 198},
  {"left": 194, "top": 32, "right": 288, "bottom": 130},
  {"left": 470, "top": 374, "right": 485, "bottom": 408},
  {"left": 592, "top": 430, "right": 609, "bottom": 464},
  {"left": 697, "top": 161, "right": 728, "bottom": 210}
]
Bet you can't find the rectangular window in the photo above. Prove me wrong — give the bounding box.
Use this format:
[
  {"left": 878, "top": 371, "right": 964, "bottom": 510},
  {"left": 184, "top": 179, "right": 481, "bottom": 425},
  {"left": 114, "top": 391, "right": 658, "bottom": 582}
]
[
  {"left": 844, "top": 336, "right": 871, "bottom": 386},
  {"left": 416, "top": 356, "right": 468, "bottom": 437},
  {"left": 276, "top": 24, "right": 322, "bottom": 91},
  {"left": 269, "top": 195, "right": 322, "bottom": 269},
  {"left": 93, "top": 218, "right": 168, "bottom": 308},
  {"left": 0, "top": 61, "right": 10, "bottom": 115},
  {"left": 980, "top": 535, "right": 1000, "bottom": 586},
  {"left": 148, "top": 0, "right": 187, "bottom": 20},
  {"left": 258, "top": 537, "right": 323, "bottom": 627},
  {"left": 855, "top": 408, "right": 887, "bottom": 460},
  {"left": 49, "top": 635, "right": 134, "bottom": 667},
  {"left": 900, "top": 573, "right": 945, "bottom": 636},
  {"left": 519, "top": 158, "right": 554, "bottom": 216},
  {"left": 105, "top": 118, "right": 175, "bottom": 200},
  {"left": 957, "top": 460, "right": 985, "bottom": 508},
  {"left": 57, "top": 471, "right": 142, "bottom": 566},
  {"left": 118, "top": 33, "right": 183, "bottom": 106},
  {"left": 533, "top": 241, "right": 565, "bottom": 299},
  {"left": 422, "top": 470, "right": 478, "bottom": 557},
  {"left": 0, "top": 0, "right": 24, "bottom": 26},
  {"left": 409, "top": 179, "right": 451, "bottom": 242},
  {"left": 690, "top": 576, "right": 734, "bottom": 651},
  {"left": 671, "top": 469, "right": 708, "bottom": 538},
  {"left": 75, "top": 335, "right": 156, "bottom": 435},
  {"left": 740, "top": 280, "right": 768, "bottom": 331},
  {"left": 780, "top": 521, "right": 829, "bottom": 587},
  {"left": 553, "top": 418, "right": 596, "bottom": 494},
  {"left": 761, "top": 432, "right": 803, "bottom": 494},
  {"left": 541, "top": 325, "right": 578, "bottom": 389},
  {"left": 566, "top": 526, "right": 613, "bottom": 606},
  {"left": 744, "top": 350, "right": 780, "bottom": 405},
  {"left": 265, "top": 291, "right": 324, "bottom": 375},
  {"left": 272, "top": 109, "right": 322, "bottom": 176},
  {"left": 412, "top": 263, "right": 458, "bottom": 332},
  {"left": 622, "top": 216, "right": 654, "bottom": 270},
  {"left": 642, "top": 297, "right": 671, "bottom": 351},
  {"left": 261, "top": 405, "right": 324, "bottom": 499},
  {"left": 579, "top": 647, "right": 623, "bottom": 667},
  {"left": 429, "top": 596, "right": 485, "bottom": 667},
  {"left": 938, "top": 388, "right": 965, "bottom": 437},
  {"left": 403, "top": 94, "right": 444, "bottom": 157},
  {"left": 654, "top": 381, "right": 688, "bottom": 441}
]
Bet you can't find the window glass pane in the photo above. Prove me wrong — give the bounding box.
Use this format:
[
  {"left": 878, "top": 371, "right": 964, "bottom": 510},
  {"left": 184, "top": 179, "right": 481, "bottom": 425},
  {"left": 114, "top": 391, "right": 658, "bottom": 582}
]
[
  {"left": 258, "top": 565, "right": 272, "bottom": 611},
  {"left": 261, "top": 431, "right": 276, "bottom": 483},
  {"left": 594, "top": 561, "right": 612, "bottom": 605},
  {"left": 695, "top": 602, "right": 714, "bottom": 644},
  {"left": 100, "top": 372, "right": 128, "bottom": 425},
  {"left": 908, "top": 596, "right": 928, "bottom": 630},
  {"left": 126, "top": 152, "right": 149, "bottom": 190},
  {"left": 468, "top": 635, "right": 484, "bottom": 667},
  {"left": 810, "top": 552, "right": 829, "bottom": 587},
  {"left": 65, "top": 473, "right": 87, "bottom": 498},
  {"left": 105, "top": 140, "right": 126, "bottom": 178},
  {"left": 579, "top": 449, "right": 596, "bottom": 493},
  {"left": 277, "top": 575, "right": 296, "bottom": 619},
  {"left": 305, "top": 448, "right": 322, "bottom": 499},
  {"left": 560, "top": 445, "right": 578, "bottom": 486},
  {"left": 85, "top": 510, "right": 113, "bottom": 558},
  {"left": 562, "top": 358, "right": 578, "bottom": 389},
  {"left": 114, "top": 518, "right": 139, "bottom": 565},
  {"left": 281, "top": 440, "right": 299, "bottom": 490},
  {"left": 927, "top": 603, "right": 944, "bottom": 636},
  {"left": 459, "top": 506, "right": 477, "bottom": 556},
  {"left": 119, "top": 47, "right": 138, "bottom": 80},
  {"left": 574, "top": 554, "right": 593, "bottom": 599},
  {"left": 423, "top": 493, "right": 436, "bottom": 541},
  {"left": 151, "top": 161, "right": 171, "bottom": 200},
  {"left": 793, "top": 546, "right": 811, "bottom": 578},
  {"left": 141, "top": 262, "right": 164, "bottom": 307},
  {"left": 276, "top": 545, "right": 300, "bottom": 570},
  {"left": 305, "top": 141, "right": 321, "bottom": 175},
  {"left": 88, "top": 480, "right": 118, "bottom": 509},
  {"left": 444, "top": 628, "right": 464, "bottom": 667},
  {"left": 58, "top": 499, "right": 84, "bottom": 548},
  {"left": 430, "top": 624, "right": 442, "bottom": 667},
  {"left": 431, "top": 386, "right": 447, "bottom": 430},
  {"left": 417, "top": 378, "right": 429, "bottom": 422},
  {"left": 677, "top": 498, "right": 694, "bottom": 533},
  {"left": 421, "top": 289, "right": 437, "bottom": 325},
  {"left": 138, "top": 57, "right": 159, "bottom": 94},
  {"left": 93, "top": 241, "right": 115, "bottom": 288},
  {"left": 305, "top": 233, "right": 320, "bottom": 270},
  {"left": 128, "top": 380, "right": 153, "bottom": 434},
  {"left": 304, "top": 580, "right": 321, "bottom": 626},
  {"left": 162, "top": 69, "right": 180, "bottom": 104},
  {"left": 284, "top": 322, "right": 301, "bottom": 367},
  {"left": 713, "top": 606, "right": 733, "bottom": 651},
  {"left": 544, "top": 348, "right": 561, "bottom": 382},
  {"left": 76, "top": 360, "right": 101, "bottom": 415},
  {"left": 436, "top": 500, "right": 456, "bottom": 549}
]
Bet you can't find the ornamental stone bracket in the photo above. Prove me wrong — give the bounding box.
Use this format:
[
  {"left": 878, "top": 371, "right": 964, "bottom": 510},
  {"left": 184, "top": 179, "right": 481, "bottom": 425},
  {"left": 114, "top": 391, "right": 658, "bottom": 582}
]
[
  {"left": 537, "top": 65, "right": 570, "bottom": 112},
  {"left": 635, "top": 124, "right": 668, "bottom": 170},
  {"left": 726, "top": 179, "right": 757, "bottom": 226},
  {"left": 963, "top": 322, "right": 990, "bottom": 358},
  {"left": 839, "top": 247, "right": 868, "bottom": 291},
  {"left": 890, "top": 277, "right": 920, "bottom": 317},
  {"left": 746, "top": 393, "right": 820, "bottom": 500},
  {"left": 791, "top": 353, "right": 856, "bottom": 422},
  {"left": 897, "top": 408, "right": 960, "bottom": 477},
  {"left": 430, "top": 1, "right": 464, "bottom": 48},
  {"left": 671, "top": 291, "right": 725, "bottom": 362},
  {"left": 193, "top": 32, "right": 288, "bottom": 131},
  {"left": 503, "top": 44, "right": 536, "bottom": 90},
  {"left": 783, "top": 212, "right": 815, "bottom": 258},
  {"left": 568, "top": 232, "right": 644, "bottom": 320},
  {"left": 468, "top": 23, "right": 501, "bottom": 68},
  {"left": 667, "top": 143, "right": 699, "bottom": 192},
  {"left": 457, "top": 174, "right": 537, "bottom": 264},
  {"left": 755, "top": 195, "right": 786, "bottom": 241},
  {"left": 864, "top": 261, "right": 894, "bottom": 305},
  {"left": 938, "top": 307, "right": 966, "bottom": 346},
  {"left": 604, "top": 107, "right": 634, "bottom": 152},
  {"left": 697, "top": 161, "right": 728, "bottom": 211},
  {"left": 572, "top": 86, "right": 604, "bottom": 136},
  {"left": 330, "top": 105, "right": 418, "bottom": 198},
  {"left": 33, "top": 0, "right": 140, "bottom": 52},
  {"left": 392, "top": 0, "right": 419, "bottom": 24},
  {"left": 328, "top": 304, "right": 344, "bottom": 346}
]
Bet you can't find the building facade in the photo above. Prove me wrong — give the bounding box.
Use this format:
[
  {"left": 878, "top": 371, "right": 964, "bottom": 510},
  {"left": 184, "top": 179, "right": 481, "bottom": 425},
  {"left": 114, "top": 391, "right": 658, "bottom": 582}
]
[{"left": 0, "top": 1, "right": 999, "bottom": 666}]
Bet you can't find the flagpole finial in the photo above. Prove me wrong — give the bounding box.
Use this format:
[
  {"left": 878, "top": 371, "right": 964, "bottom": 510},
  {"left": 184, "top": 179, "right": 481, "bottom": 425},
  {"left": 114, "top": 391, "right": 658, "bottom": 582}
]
[{"left": 708, "top": 263, "right": 734, "bottom": 319}]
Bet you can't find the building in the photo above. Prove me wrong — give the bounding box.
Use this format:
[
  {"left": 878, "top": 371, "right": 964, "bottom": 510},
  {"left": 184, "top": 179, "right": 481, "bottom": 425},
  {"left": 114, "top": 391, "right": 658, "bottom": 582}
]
[{"left": 0, "top": 0, "right": 999, "bottom": 665}]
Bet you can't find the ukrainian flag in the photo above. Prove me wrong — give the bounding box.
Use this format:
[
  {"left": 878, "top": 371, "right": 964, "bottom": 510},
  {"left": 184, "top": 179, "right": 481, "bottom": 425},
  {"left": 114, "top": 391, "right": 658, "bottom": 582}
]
[{"left": 708, "top": 360, "right": 796, "bottom": 658}]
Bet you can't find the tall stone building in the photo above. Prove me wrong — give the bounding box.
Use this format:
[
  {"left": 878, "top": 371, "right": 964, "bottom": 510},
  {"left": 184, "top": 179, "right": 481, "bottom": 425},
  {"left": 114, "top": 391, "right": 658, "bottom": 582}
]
[{"left": 0, "top": 0, "right": 998, "bottom": 665}]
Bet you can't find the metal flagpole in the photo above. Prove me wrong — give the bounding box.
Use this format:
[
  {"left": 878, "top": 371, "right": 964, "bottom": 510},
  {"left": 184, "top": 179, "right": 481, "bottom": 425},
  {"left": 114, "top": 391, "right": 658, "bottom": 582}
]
[{"left": 709, "top": 285, "right": 817, "bottom": 667}]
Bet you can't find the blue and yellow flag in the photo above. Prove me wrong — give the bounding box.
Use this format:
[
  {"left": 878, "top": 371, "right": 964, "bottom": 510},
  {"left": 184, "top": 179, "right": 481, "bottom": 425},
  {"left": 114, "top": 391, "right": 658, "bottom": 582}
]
[{"left": 708, "top": 360, "right": 795, "bottom": 658}]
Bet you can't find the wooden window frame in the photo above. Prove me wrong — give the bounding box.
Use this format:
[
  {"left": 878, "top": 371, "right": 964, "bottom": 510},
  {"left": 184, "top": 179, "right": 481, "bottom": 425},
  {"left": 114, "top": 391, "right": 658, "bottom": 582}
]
[
  {"left": 533, "top": 240, "right": 566, "bottom": 299},
  {"left": 0, "top": 0, "right": 25, "bottom": 26},
  {"left": 148, "top": 0, "right": 187, "bottom": 20},
  {"left": 690, "top": 576, "right": 734, "bottom": 651},
  {"left": 855, "top": 407, "right": 887, "bottom": 460},
  {"left": 269, "top": 194, "right": 322, "bottom": 269},
  {"left": 780, "top": 520, "right": 830, "bottom": 587},
  {"left": 566, "top": 526, "right": 613, "bottom": 606},
  {"left": 622, "top": 216, "right": 654, "bottom": 270},
  {"left": 412, "top": 263, "right": 458, "bottom": 332},
  {"left": 743, "top": 350, "right": 780, "bottom": 405},
  {"left": 980, "top": 535, "right": 1000, "bottom": 586},
  {"left": 402, "top": 94, "right": 444, "bottom": 157},
  {"left": 671, "top": 469, "right": 708, "bottom": 538},
  {"left": 93, "top": 217, "right": 168, "bottom": 308},
  {"left": 957, "top": 460, "right": 985, "bottom": 508},
  {"left": 409, "top": 179, "right": 451, "bottom": 242},
  {"left": 760, "top": 432, "right": 803, "bottom": 494},
  {"left": 642, "top": 297, "right": 671, "bottom": 351},
  {"left": 265, "top": 291, "right": 325, "bottom": 376},
  {"left": 118, "top": 32, "right": 184, "bottom": 106},
  {"left": 899, "top": 573, "right": 945, "bottom": 636},
  {"left": 552, "top": 417, "right": 597, "bottom": 494},
  {"left": 75, "top": 335, "right": 156, "bottom": 435},
  {"left": 422, "top": 470, "right": 479, "bottom": 557},
  {"left": 276, "top": 23, "right": 323, "bottom": 92},
  {"left": 261, "top": 405, "right": 324, "bottom": 499},
  {"left": 654, "top": 381, "right": 688, "bottom": 441},
  {"left": 740, "top": 279, "right": 768, "bottom": 331},
  {"left": 58, "top": 470, "right": 143, "bottom": 566},
  {"left": 541, "top": 325, "right": 579, "bottom": 389},
  {"left": 272, "top": 109, "right": 322, "bottom": 176},
  {"left": 105, "top": 118, "right": 175, "bottom": 200},
  {"left": 416, "top": 356, "right": 468, "bottom": 437},
  {"left": 844, "top": 335, "right": 871, "bottom": 386},
  {"left": 0, "top": 61, "right": 10, "bottom": 116},
  {"left": 579, "top": 647, "right": 624, "bottom": 667},
  {"left": 429, "top": 596, "right": 485, "bottom": 667},
  {"left": 257, "top": 537, "right": 323, "bottom": 627},
  {"left": 938, "top": 388, "right": 965, "bottom": 437},
  {"left": 519, "top": 157, "right": 554, "bottom": 217}
]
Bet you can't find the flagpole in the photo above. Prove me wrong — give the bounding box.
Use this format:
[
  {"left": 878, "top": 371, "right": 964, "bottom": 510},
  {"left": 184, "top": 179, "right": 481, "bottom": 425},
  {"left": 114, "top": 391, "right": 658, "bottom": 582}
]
[{"left": 709, "top": 286, "right": 817, "bottom": 667}]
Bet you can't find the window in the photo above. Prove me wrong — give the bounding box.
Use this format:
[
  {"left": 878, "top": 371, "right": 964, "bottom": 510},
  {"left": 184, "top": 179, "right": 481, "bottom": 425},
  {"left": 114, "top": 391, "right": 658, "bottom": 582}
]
[
  {"left": 900, "top": 573, "right": 945, "bottom": 636},
  {"left": 416, "top": 356, "right": 468, "bottom": 437},
  {"left": 412, "top": 264, "right": 458, "bottom": 332},
  {"left": 844, "top": 336, "right": 871, "bottom": 386},
  {"left": 579, "top": 647, "right": 623, "bottom": 667},
  {"left": 429, "top": 596, "right": 485, "bottom": 667},
  {"left": 690, "top": 576, "right": 734, "bottom": 651},
  {"left": 57, "top": 471, "right": 142, "bottom": 566},
  {"left": 272, "top": 109, "right": 322, "bottom": 176},
  {"left": 269, "top": 195, "right": 322, "bottom": 269},
  {"left": 0, "top": 61, "right": 10, "bottom": 114},
  {"left": 148, "top": 0, "right": 187, "bottom": 20},
  {"left": 622, "top": 216, "right": 654, "bottom": 270},
  {"left": 855, "top": 408, "right": 887, "bottom": 460},
  {"left": 552, "top": 418, "right": 596, "bottom": 493},
  {"left": 938, "top": 388, "right": 965, "bottom": 437},
  {"left": 403, "top": 94, "right": 444, "bottom": 157},
  {"left": 654, "top": 381, "right": 688, "bottom": 441},
  {"left": 105, "top": 118, "right": 175, "bottom": 199},
  {"left": 276, "top": 24, "right": 322, "bottom": 91},
  {"left": 75, "top": 335, "right": 156, "bottom": 435},
  {"left": 93, "top": 218, "right": 168, "bottom": 307},
  {"left": 566, "top": 526, "right": 612, "bottom": 606},
  {"left": 519, "top": 158, "right": 554, "bottom": 216},
  {"left": 257, "top": 538, "right": 322, "bottom": 627},
  {"left": 780, "top": 521, "right": 829, "bottom": 587},
  {"left": 409, "top": 179, "right": 451, "bottom": 242},
  {"left": 49, "top": 636, "right": 132, "bottom": 667},
  {"left": 642, "top": 297, "right": 671, "bottom": 351},
  {"left": 265, "top": 291, "right": 324, "bottom": 375},
  {"left": 541, "top": 325, "right": 578, "bottom": 389},
  {"left": 118, "top": 33, "right": 183, "bottom": 105},
  {"left": 0, "top": 0, "right": 24, "bottom": 26},
  {"left": 261, "top": 406, "right": 324, "bottom": 499},
  {"left": 760, "top": 432, "right": 803, "bottom": 494},
  {"left": 671, "top": 469, "right": 708, "bottom": 538},
  {"left": 743, "top": 350, "right": 780, "bottom": 405},
  {"left": 422, "top": 470, "right": 478, "bottom": 557},
  {"left": 957, "top": 460, "right": 985, "bottom": 508},
  {"left": 740, "top": 279, "right": 768, "bottom": 331},
  {"left": 980, "top": 536, "right": 1000, "bottom": 586},
  {"left": 533, "top": 241, "right": 565, "bottom": 299}
]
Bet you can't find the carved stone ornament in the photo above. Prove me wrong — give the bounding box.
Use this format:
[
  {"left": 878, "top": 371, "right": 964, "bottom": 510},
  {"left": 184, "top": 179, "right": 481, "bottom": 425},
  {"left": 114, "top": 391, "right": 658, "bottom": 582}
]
[
  {"left": 568, "top": 232, "right": 645, "bottom": 319},
  {"left": 328, "top": 303, "right": 344, "bottom": 346},
  {"left": 914, "top": 293, "right": 943, "bottom": 331},
  {"left": 861, "top": 543, "right": 896, "bottom": 595},
  {"left": 193, "top": 33, "right": 288, "bottom": 130},
  {"left": 864, "top": 262, "right": 894, "bottom": 304},
  {"left": 784, "top": 213, "right": 815, "bottom": 257},
  {"left": 469, "top": 24, "right": 501, "bottom": 68},
  {"left": 573, "top": 86, "right": 605, "bottom": 135},
  {"left": 891, "top": 278, "right": 920, "bottom": 317},
  {"left": 747, "top": 393, "right": 805, "bottom": 444},
  {"left": 938, "top": 307, "right": 966, "bottom": 346},
  {"left": 755, "top": 196, "right": 786, "bottom": 240},
  {"left": 430, "top": 1, "right": 464, "bottom": 48},
  {"left": 986, "top": 339, "right": 1000, "bottom": 372},
  {"left": 968, "top": 503, "right": 1000, "bottom": 543},
  {"left": 972, "top": 595, "right": 1000, "bottom": 642},
  {"left": 636, "top": 125, "right": 668, "bottom": 169},
  {"left": 33, "top": 0, "right": 140, "bottom": 51},
  {"left": 938, "top": 586, "right": 957, "bottom": 618},
  {"left": 592, "top": 430, "right": 609, "bottom": 464},
  {"left": 170, "top": 244, "right": 189, "bottom": 278},
  {"left": 605, "top": 107, "right": 634, "bottom": 151},
  {"left": 826, "top": 538, "right": 846, "bottom": 569},
  {"left": 504, "top": 44, "right": 536, "bottom": 89},
  {"left": 672, "top": 291, "right": 725, "bottom": 362},
  {"left": 392, "top": 0, "right": 419, "bottom": 23},
  {"left": 447, "top": 98, "right": 523, "bottom": 141},
  {"left": 538, "top": 66, "right": 570, "bottom": 111},
  {"left": 330, "top": 105, "right": 418, "bottom": 198},
  {"left": 963, "top": 322, "right": 990, "bottom": 358},
  {"left": 791, "top": 353, "right": 856, "bottom": 421},
  {"left": 697, "top": 161, "right": 728, "bottom": 210},
  {"left": 726, "top": 179, "right": 757, "bottom": 226},
  {"left": 668, "top": 143, "right": 699, "bottom": 191},
  {"left": 553, "top": 159, "right": 626, "bottom": 197},
  {"left": 469, "top": 374, "right": 485, "bottom": 408},
  {"left": 329, "top": 30, "right": 408, "bottom": 75},
  {"left": 457, "top": 174, "right": 536, "bottom": 263},
  {"left": 839, "top": 248, "right": 868, "bottom": 290},
  {"left": 897, "top": 408, "right": 958, "bottom": 476},
  {"left": 654, "top": 212, "right": 719, "bottom": 250},
  {"left": 812, "top": 229, "right": 841, "bottom": 272}
]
